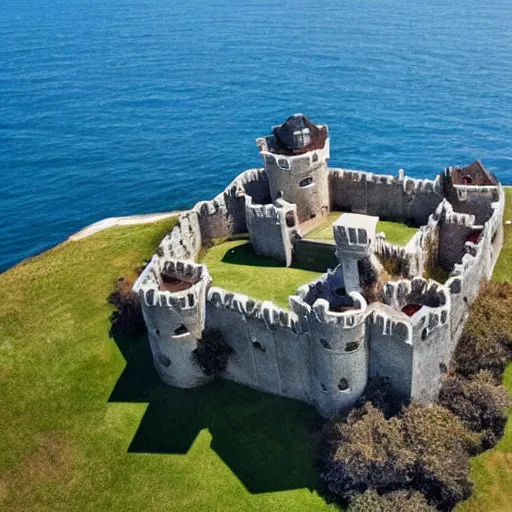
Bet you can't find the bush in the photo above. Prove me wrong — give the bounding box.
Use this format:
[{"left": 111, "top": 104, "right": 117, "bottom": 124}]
[
  {"left": 358, "top": 257, "right": 379, "bottom": 289},
  {"left": 354, "top": 377, "right": 401, "bottom": 419},
  {"left": 320, "top": 402, "right": 479, "bottom": 511},
  {"left": 193, "top": 329, "right": 233, "bottom": 376},
  {"left": 358, "top": 257, "right": 382, "bottom": 304},
  {"left": 438, "top": 372, "right": 510, "bottom": 450},
  {"left": 321, "top": 403, "right": 414, "bottom": 499},
  {"left": 453, "top": 282, "right": 512, "bottom": 380},
  {"left": 348, "top": 489, "right": 436, "bottom": 512},
  {"left": 400, "top": 403, "right": 479, "bottom": 511},
  {"left": 320, "top": 282, "right": 512, "bottom": 511},
  {"left": 108, "top": 278, "right": 145, "bottom": 337}
]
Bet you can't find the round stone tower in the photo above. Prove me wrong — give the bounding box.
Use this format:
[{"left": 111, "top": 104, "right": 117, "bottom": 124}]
[
  {"left": 256, "top": 114, "right": 330, "bottom": 224},
  {"left": 133, "top": 257, "right": 213, "bottom": 389}
]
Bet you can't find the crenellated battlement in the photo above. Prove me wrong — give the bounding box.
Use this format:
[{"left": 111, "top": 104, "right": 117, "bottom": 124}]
[
  {"left": 134, "top": 114, "right": 505, "bottom": 418},
  {"left": 403, "top": 175, "right": 441, "bottom": 194}
]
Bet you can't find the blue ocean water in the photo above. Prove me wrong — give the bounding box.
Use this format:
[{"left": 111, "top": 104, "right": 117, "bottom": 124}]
[{"left": 1, "top": 0, "right": 512, "bottom": 271}]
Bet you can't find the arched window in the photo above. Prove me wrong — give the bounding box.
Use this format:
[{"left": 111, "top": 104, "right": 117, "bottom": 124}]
[
  {"left": 320, "top": 339, "right": 331, "bottom": 349},
  {"left": 293, "top": 127, "right": 311, "bottom": 148},
  {"left": 252, "top": 341, "right": 266, "bottom": 352},
  {"left": 338, "top": 378, "right": 350, "bottom": 391},
  {"left": 299, "top": 177, "right": 314, "bottom": 188},
  {"left": 158, "top": 354, "right": 171, "bottom": 367},
  {"left": 174, "top": 324, "right": 189, "bottom": 336},
  {"left": 345, "top": 342, "right": 359, "bottom": 352},
  {"left": 278, "top": 158, "right": 290, "bottom": 170}
]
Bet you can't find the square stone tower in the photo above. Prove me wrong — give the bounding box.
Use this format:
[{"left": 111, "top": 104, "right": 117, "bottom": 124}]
[{"left": 333, "top": 213, "right": 379, "bottom": 291}]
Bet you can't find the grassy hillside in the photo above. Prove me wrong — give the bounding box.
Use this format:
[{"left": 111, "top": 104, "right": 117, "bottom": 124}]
[
  {"left": 0, "top": 220, "right": 332, "bottom": 512},
  {"left": 1, "top": 190, "right": 511, "bottom": 512}
]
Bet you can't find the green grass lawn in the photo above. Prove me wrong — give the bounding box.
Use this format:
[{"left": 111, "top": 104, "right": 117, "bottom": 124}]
[
  {"left": 2, "top": 190, "right": 512, "bottom": 512},
  {"left": 200, "top": 238, "right": 324, "bottom": 309},
  {"left": 304, "top": 211, "right": 417, "bottom": 246},
  {"left": 0, "top": 219, "right": 332, "bottom": 512}
]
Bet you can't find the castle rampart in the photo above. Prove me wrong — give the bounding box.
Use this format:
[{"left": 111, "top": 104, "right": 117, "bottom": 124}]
[
  {"left": 134, "top": 114, "right": 505, "bottom": 419},
  {"left": 329, "top": 169, "right": 443, "bottom": 226}
]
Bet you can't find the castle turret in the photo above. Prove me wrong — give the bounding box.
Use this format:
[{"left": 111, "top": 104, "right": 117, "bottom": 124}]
[
  {"left": 333, "top": 213, "right": 379, "bottom": 292},
  {"left": 133, "top": 257, "right": 212, "bottom": 388},
  {"left": 292, "top": 271, "right": 370, "bottom": 419},
  {"left": 256, "top": 114, "right": 330, "bottom": 223}
]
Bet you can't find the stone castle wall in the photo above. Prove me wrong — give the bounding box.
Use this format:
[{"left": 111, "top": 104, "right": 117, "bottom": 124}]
[
  {"left": 329, "top": 169, "right": 443, "bottom": 226},
  {"left": 134, "top": 147, "right": 505, "bottom": 419}
]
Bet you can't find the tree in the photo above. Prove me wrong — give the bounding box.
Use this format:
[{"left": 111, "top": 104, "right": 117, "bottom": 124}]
[
  {"left": 354, "top": 376, "right": 400, "bottom": 419},
  {"left": 193, "top": 329, "right": 233, "bottom": 375},
  {"left": 454, "top": 282, "right": 512, "bottom": 380}
]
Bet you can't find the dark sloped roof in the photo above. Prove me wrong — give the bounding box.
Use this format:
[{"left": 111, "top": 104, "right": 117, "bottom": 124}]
[
  {"left": 451, "top": 160, "right": 498, "bottom": 186},
  {"left": 271, "top": 114, "right": 327, "bottom": 155}
]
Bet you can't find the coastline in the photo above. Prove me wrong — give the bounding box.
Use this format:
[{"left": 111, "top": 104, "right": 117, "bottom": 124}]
[
  {"left": 68, "top": 211, "right": 181, "bottom": 241},
  {"left": 67, "top": 185, "right": 512, "bottom": 243}
]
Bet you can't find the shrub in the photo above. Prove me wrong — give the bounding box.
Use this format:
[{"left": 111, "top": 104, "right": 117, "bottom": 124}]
[
  {"left": 358, "top": 257, "right": 379, "bottom": 289},
  {"left": 320, "top": 403, "right": 415, "bottom": 499},
  {"left": 320, "top": 402, "right": 479, "bottom": 511},
  {"left": 348, "top": 489, "right": 436, "bottom": 512},
  {"left": 454, "top": 282, "right": 512, "bottom": 380},
  {"left": 193, "top": 329, "right": 233, "bottom": 376},
  {"left": 400, "top": 403, "right": 479, "bottom": 511},
  {"left": 358, "top": 257, "right": 382, "bottom": 304},
  {"left": 108, "top": 278, "right": 145, "bottom": 337},
  {"left": 354, "top": 377, "right": 400, "bottom": 419},
  {"left": 379, "top": 255, "right": 409, "bottom": 279},
  {"left": 438, "top": 372, "right": 510, "bottom": 450}
]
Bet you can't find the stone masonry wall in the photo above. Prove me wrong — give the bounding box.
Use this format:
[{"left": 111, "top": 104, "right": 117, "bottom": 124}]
[{"left": 329, "top": 169, "right": 443, "bottom": 226}]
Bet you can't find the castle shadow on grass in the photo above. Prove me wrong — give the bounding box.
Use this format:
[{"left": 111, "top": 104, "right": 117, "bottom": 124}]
[
  {"left": 221, "top": 241, "right": 282, "bottom": 268},
  {"left": 108, "top": 330, "right": 324, "bottom": 494}
]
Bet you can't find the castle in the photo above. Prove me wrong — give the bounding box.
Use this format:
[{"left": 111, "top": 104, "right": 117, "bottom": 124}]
[{"left": 133, "top": 114, "right": 504, "bottom": 419}]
